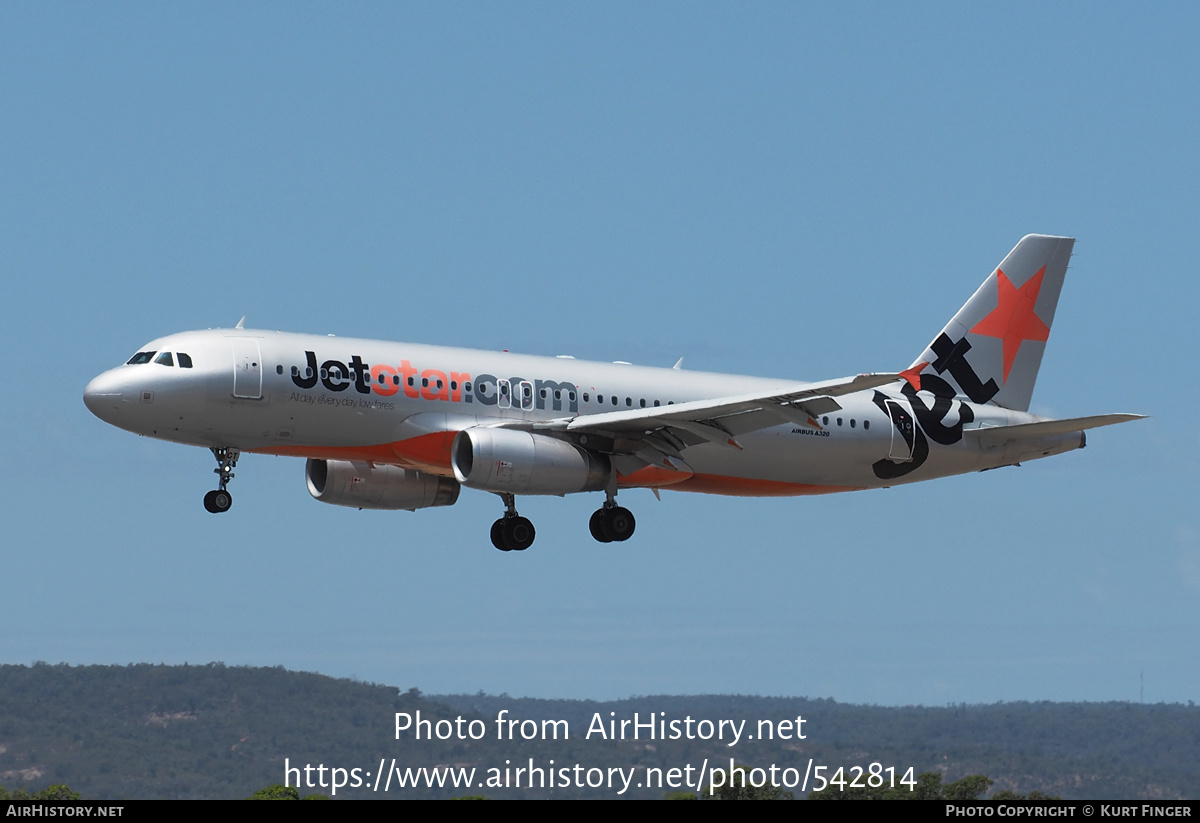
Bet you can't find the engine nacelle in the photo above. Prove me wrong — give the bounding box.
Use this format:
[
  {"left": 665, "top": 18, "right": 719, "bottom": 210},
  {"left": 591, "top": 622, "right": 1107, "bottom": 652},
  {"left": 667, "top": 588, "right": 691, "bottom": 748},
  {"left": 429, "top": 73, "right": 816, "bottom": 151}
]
[
  {"left": 451, "top": 428, "right": 610, "bottom": 495},
  {"left": 305, "top": 459, "right": 460, "bottom": 510}
]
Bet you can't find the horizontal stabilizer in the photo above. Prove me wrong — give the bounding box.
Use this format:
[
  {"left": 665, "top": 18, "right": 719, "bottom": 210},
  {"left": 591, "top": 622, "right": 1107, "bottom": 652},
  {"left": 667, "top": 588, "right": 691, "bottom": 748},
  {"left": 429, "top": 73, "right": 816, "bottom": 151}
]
[{"left": 966, "top": 414, "right": 1146, "bottom": 444}]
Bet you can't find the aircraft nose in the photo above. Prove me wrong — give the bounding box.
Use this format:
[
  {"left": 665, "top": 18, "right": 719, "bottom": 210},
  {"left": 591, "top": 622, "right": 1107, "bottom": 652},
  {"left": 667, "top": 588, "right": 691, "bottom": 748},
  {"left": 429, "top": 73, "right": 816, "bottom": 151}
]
[{"left": 83, "top": 370, "right": 127, "bottom": 421}]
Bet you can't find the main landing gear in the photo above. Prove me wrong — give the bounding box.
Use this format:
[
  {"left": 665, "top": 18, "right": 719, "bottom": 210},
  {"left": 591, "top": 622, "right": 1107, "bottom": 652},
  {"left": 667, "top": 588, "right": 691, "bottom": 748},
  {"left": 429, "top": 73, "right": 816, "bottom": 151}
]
[
  {"left": 488, "top": 490, "right": 636, "bottom": 552},
  {"left": 588, "top": 474, "right": 635, "bottom": 543},
  {"left": 589, "top": 500, "right": 636, "bottom": 543},
  {"left": 491, "top": 494, "right": 536, "bottom": 552},
  {"left": 203, "top": 447, "right": 239, "bottom": 514}
]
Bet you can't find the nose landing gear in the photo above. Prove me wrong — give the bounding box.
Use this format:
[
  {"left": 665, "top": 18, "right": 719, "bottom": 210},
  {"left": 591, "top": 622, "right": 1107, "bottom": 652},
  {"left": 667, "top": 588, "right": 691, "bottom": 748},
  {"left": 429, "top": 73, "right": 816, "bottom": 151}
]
[
  {"left": 203, "top": 447, "right": 239, "bottom": 514},
  {"left": 491, "top": 493, "right": 536, "bottom": 551}
]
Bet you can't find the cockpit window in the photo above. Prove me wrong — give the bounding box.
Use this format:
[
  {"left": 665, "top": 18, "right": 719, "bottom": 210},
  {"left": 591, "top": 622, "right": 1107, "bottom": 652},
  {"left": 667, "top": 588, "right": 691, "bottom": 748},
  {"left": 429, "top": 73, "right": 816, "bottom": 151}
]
[
  {"left": 177, "top": 353, "right": 193, "bottom": 368},
  {"left": 126, "top": 351, "right": 156, "bottom": 365},
  {"left": 154, "top": 352, "right": 175, "bottom": 367}
]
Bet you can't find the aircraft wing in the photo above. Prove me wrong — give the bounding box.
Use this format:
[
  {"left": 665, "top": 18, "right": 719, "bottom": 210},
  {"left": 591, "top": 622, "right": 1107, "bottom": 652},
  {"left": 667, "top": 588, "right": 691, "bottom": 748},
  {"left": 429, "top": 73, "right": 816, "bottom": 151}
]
[
  {"left": 531, "top": 373, "right": 902, "bottom": 449},
  {"left": 965, "top": 413, "right": 1146, "bottom": 444}
]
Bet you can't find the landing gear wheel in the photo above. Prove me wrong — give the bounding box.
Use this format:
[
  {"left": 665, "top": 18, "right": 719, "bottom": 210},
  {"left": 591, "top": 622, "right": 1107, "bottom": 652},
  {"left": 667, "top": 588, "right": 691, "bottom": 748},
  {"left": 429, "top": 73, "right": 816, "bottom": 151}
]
[
  {"left": 589, "top": 509, "right": 613, "bottom": 543},
  {"left": 205, "top": 447, "right": 239, "bottom": 514},
  {"left": 204, "top": 489, "right": 232, "bottom": 514},
  {"left": 491, "top": 519, "right": 512, "bottom": 551},
  {"left": 605, "top": 506, "right": 635, "bottom": 542},
  {"left": 503, "top": 516, "right": 535, "bottom": 551},
  {"left": 590, "top": 505, "right": 635, "bottom": 542},
  {"left": 491, "top": 494, "right": 534, "bottom": 552}
]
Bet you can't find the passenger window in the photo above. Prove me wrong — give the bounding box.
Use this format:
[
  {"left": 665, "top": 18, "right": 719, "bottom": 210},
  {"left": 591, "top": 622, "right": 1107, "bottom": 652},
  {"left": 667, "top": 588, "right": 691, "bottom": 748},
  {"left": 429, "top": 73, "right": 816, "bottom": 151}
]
[
  {"left": 654, "top": 400, "right": 660, "bottom": 407},
  {"left": 464, "top": 381, "right": 472, "bottom": 392},
  {"left": 864, "top": 420, "right": 870, "bottom": 430},
  {"left": 583, "top": 392, "right": 590, "bottom": 402},
  {"left": 393, "top": 376, "right": 400, "bottom": 386},
  {"left": 822, "top": 416, "right": 829, "bottom": 425},
  {"left": 640, "top": 399, "right": 646, "bottom": 408},
  {"left": 290, "top": 366, "right": 299, "bottom": 376},
  {"left": 178, "top": 353, "right": 193, "bottom": 368},
  {"left": 276, "top": 365, "right": 283, "bottom": 375},
  {"left": 625, "top": 397, "right": 632, "bottom": 407},
  {"left": 850, "top": 419, "right": 856, "bottom": 428},
  {"left": 154, "top": 352, "right": 174, "bottom": 367},
  {"left": 837, "top": 418, "right": 843, "bottom": 426}
]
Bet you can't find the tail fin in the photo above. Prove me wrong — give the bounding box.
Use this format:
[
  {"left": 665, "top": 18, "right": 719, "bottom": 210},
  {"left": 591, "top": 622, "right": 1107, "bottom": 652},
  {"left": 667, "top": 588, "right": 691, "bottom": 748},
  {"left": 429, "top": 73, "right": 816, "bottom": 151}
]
[{"left": 909, "top": 234, "right": 1074, "bottom": 412}]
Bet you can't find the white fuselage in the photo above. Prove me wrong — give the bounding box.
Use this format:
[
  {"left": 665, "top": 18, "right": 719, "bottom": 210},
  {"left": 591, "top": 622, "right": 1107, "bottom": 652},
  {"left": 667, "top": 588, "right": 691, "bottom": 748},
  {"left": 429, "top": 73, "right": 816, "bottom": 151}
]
[{"left": 83, "top": 327, "right": 1068, "bottom": 498}]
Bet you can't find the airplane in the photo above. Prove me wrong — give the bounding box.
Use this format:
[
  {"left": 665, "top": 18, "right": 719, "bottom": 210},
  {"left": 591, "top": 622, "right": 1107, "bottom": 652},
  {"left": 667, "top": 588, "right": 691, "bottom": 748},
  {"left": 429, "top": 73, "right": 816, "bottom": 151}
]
[{"left": 83, "top": 235, "right": 1143, "bottom": 551}]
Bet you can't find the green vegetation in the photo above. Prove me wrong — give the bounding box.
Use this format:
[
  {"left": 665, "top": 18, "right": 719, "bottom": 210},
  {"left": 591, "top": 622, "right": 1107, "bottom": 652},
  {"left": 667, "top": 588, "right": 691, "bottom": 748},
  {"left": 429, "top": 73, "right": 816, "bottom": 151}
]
[
  {"left": 809, "top": 771, "right": 991, "bottom": 800},
  {"left": 249, "top": 784, "right": 301, "bottom": 800},
  {"left": 806, "top": 772, "right": 1062, "bottom": 800},
  {"left": 0, "top": 784, "right": 81, "bottom": 801},
  {"left": 248, "top": 784, "right": 328, "bottom": 800}
]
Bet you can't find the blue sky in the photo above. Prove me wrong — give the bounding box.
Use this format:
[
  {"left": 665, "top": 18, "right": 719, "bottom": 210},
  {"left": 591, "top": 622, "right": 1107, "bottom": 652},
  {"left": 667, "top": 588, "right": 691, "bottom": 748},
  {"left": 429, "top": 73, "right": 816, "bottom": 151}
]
[{"left": 1, "top": 3, "right": 1196, "bottom": 706}]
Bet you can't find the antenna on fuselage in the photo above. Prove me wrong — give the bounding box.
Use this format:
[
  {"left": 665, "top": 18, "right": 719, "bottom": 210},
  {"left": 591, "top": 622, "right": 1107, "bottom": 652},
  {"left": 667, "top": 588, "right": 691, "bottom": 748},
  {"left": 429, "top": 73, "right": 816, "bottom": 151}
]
[
  {"left": 672, "top": 357, "right": 684, "bottom": 370},
  {"left": 235, "top": 316, "right": 246, "bottom": 329}
]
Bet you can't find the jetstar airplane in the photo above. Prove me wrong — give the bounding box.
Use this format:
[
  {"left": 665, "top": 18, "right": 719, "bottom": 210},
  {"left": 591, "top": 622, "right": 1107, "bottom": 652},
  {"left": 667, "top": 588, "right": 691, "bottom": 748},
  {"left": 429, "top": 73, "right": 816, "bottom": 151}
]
[{"left": 84, "top": 235, "right": 1142, "bottom": 551}]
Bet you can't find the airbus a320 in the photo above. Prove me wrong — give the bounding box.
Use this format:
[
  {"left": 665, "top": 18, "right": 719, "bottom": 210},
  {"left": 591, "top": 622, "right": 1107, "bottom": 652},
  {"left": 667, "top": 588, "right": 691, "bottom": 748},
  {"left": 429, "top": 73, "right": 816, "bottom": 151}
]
[{"left": 84, "top": 235, "right": 1143, "bottom": 551}]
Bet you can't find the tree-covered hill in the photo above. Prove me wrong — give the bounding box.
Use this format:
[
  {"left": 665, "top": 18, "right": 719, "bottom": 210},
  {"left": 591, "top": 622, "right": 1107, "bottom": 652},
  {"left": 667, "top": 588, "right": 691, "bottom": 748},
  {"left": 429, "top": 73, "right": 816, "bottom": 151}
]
[
  {"left": 0, "top": 663, "right": 1195, "bottom": 799},
  {"left": 433, "top": 693, "right": 1200, "bottom": 799},
  {"left": 0, "top": 663, "right": 438, "bottom": 799}
]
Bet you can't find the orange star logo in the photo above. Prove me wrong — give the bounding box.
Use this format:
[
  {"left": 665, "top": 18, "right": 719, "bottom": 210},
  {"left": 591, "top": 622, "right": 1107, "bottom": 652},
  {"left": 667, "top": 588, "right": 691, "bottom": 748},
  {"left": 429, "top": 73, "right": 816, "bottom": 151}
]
[
  {"left": 969, "top": 266, "right": 1050, "bottom": 383},
  {"left": 899, "top": 361, "right": 928, "bottom": 391}
]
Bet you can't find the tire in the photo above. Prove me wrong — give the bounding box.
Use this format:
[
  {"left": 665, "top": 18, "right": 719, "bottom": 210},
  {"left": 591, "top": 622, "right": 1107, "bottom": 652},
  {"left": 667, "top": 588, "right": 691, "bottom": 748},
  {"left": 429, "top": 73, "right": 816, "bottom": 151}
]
[
  {"left": 203, "top": 490, "right": 219, "bottom": 513},
  {"left": 605, "top": 507, "right": 635, "bottom": 541},
  {"left": 589, "top": 509, "right": 613, "bottom": 543},
  {"left": 491, "top": 519, "right": 512, "bottom": 551},
  {"left": 211, "top": 489, "right": 232, "bottom": 513},
  {"left": 504, "top": 516, "right": 536, "bottom": 551}
]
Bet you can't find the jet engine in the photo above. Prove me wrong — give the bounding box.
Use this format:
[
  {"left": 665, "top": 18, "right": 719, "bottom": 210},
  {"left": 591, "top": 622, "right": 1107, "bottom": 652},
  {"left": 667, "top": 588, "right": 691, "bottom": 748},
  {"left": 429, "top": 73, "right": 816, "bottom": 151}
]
[
  {"left": 451, "top": 428, "right": 610, "bottom": 495},
  {"left": 305, "top": 459, "right": 460, "bottom": 510}
]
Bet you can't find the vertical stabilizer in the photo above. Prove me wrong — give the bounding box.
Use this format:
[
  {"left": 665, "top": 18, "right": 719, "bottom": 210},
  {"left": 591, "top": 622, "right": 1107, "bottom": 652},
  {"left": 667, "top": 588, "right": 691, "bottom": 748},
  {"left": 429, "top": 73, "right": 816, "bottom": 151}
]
[{"left": 910, "top": 234, "right": 1074, "bottom": 412}]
